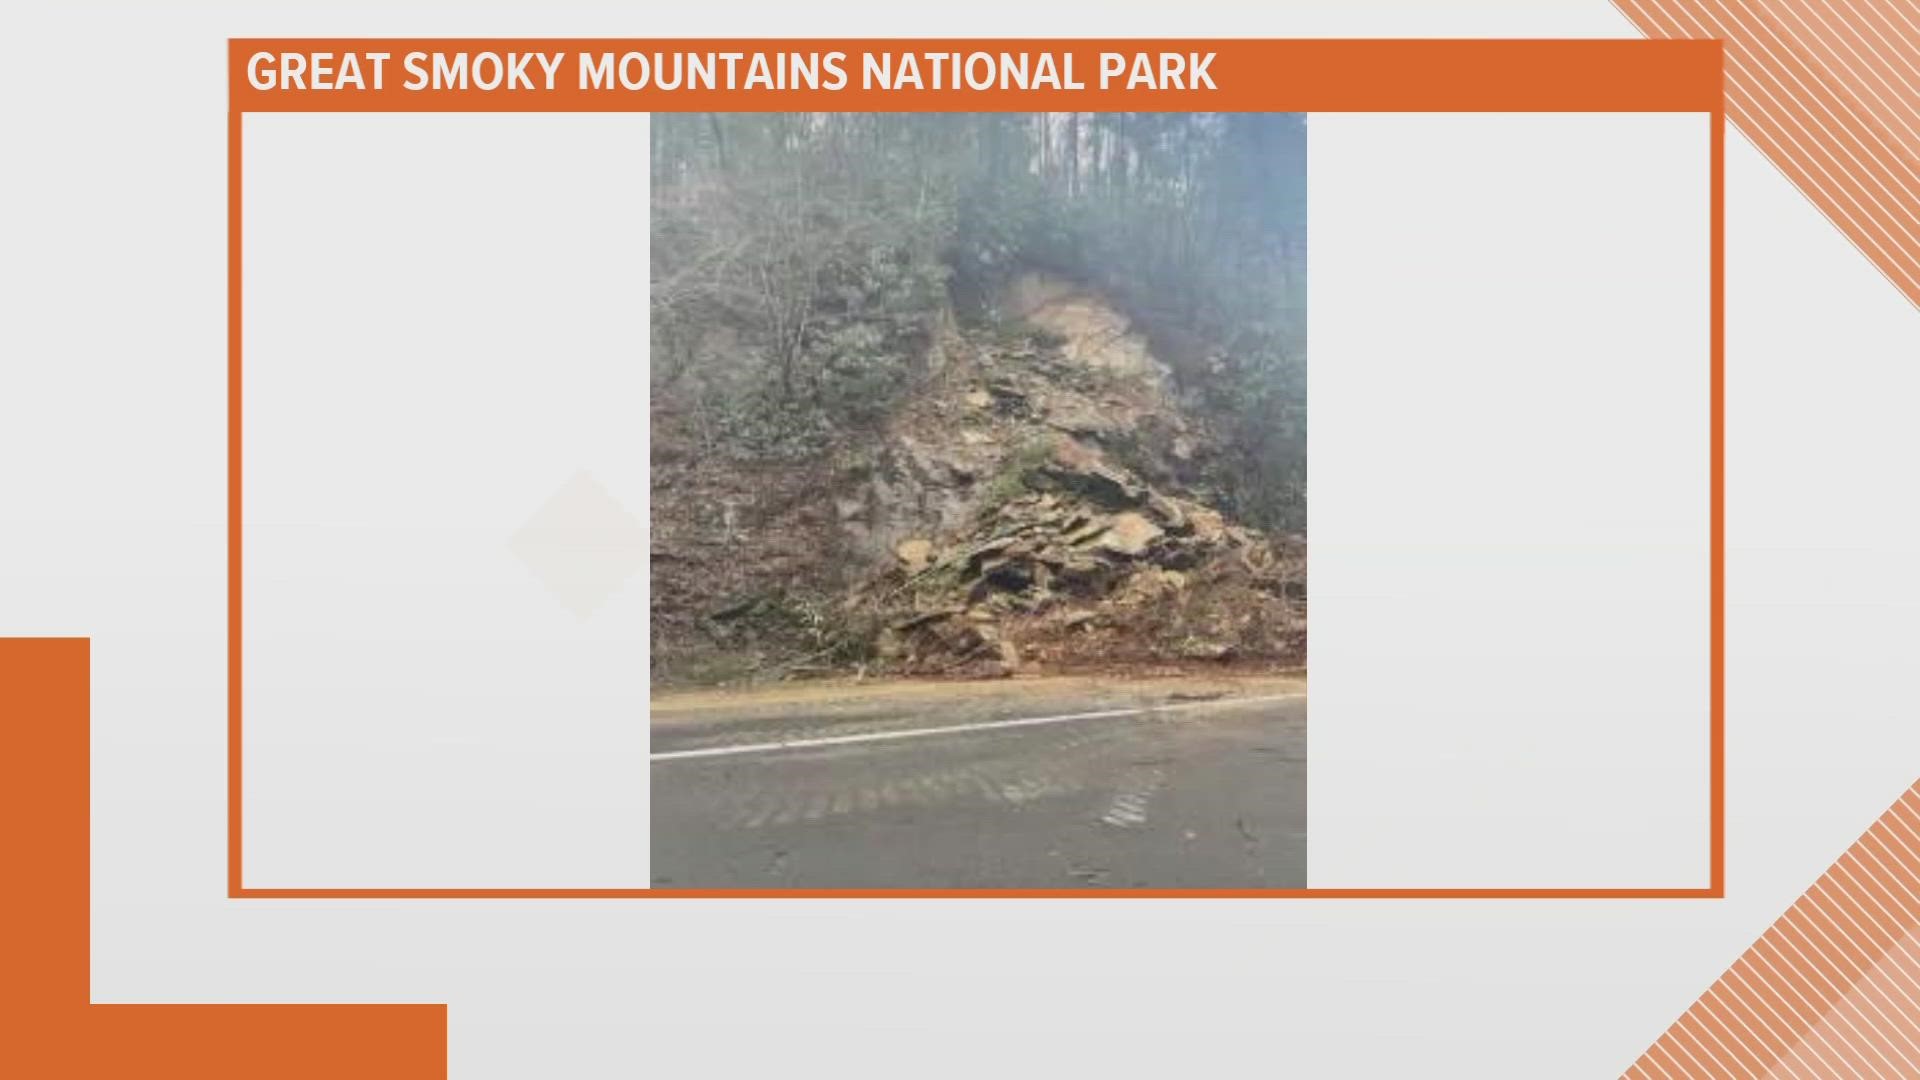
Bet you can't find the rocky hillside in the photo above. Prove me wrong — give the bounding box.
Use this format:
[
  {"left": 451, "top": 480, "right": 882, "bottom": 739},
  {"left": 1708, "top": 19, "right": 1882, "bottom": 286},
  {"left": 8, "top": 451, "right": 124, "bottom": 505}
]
[{"left": 650, "top": 275, "right": 1305, "bottom": 685}]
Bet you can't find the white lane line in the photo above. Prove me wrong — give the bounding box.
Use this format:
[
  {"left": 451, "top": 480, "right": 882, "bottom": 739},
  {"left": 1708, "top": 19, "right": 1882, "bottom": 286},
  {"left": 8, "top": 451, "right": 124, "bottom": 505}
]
[{"left": 650, "top": 692, "right": 1304, "bottom": 763}]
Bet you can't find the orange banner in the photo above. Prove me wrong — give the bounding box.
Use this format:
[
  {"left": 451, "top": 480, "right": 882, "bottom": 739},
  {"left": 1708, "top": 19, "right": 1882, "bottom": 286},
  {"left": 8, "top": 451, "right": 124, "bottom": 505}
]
[{"left": 230, "top": 38, "right": 1722, "bottom": 112}]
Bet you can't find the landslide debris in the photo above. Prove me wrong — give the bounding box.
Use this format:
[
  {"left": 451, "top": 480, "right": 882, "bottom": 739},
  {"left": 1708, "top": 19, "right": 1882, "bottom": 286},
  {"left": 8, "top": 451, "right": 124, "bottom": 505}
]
[
  {"left": 650, "top": 275, "right": 1305, "bottom": 685},
  {"left": 855, "top": 433, "right": 1303, "bottom": 678}
]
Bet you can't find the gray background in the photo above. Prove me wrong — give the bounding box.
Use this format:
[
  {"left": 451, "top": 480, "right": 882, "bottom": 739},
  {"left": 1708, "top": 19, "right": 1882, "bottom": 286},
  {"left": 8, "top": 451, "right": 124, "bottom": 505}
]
[{"left": 1, "top": 1, "right": 1916, "bottom": 1077}]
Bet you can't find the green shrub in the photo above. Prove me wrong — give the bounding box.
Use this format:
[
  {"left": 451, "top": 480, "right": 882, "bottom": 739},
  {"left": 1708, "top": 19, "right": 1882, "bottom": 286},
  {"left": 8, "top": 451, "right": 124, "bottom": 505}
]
[{"left": 980, "top": 436, "right": 1056, "bottom": 506}]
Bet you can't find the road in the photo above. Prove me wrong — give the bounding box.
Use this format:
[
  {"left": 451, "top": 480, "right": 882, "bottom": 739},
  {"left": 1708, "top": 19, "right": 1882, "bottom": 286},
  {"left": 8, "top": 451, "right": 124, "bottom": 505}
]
[{"left": 651, "top": 675, "right": 1306, "bottom": 890}]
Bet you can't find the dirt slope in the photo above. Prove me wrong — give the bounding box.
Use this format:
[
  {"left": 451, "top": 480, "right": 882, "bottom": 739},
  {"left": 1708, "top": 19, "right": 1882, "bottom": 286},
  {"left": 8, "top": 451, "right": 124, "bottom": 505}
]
[{"left": 650, "top": 274, "right": 1305, "bottom": 685}]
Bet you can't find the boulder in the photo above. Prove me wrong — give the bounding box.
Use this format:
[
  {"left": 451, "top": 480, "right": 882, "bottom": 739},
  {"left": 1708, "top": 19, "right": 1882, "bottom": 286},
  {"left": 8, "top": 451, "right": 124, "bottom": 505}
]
[
  {"left": 893, "top": 537, "right": 935, "bottom": 573},
  {"left": 1051, "top": 554, "right": 1117, "bottom": 596},
  {"left": 1037, "top": 459, "right": 1144, "bottom": 508},
  {"left": 900, "top": 616, "right": 991, "bottom": 669},
  {"left": 1185, "top": 506, "right": 1227, "bottom": 544},
  {"left": 1094, "top": 512, "right": 1163, "bottom": 557},
  {"left": 1145, "top": 493, "right": 1189, "bottom": 533}
]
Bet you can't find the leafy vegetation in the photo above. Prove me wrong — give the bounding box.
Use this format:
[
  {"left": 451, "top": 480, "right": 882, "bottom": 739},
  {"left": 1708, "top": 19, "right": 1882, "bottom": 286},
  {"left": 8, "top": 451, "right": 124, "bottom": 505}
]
[
  {"left": 980, "top": 435, "right": 1058, "bottom": 507},
  {"left": 651, "top": 112, "right": 1306, "bottom": 530}
]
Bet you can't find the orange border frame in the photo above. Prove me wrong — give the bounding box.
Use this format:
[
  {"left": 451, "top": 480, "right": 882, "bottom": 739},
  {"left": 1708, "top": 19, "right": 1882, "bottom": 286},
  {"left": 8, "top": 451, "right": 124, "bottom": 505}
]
[
  {"left": 227, "top": 38, "right": 1725, "bottom": 899},
  {"left": 1, "top": 638, "right": 447, "bottom": 1077}
]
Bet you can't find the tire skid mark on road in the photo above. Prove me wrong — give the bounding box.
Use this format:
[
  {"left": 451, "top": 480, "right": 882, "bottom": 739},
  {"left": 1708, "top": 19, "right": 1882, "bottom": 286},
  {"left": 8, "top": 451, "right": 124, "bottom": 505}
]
[
  {"left": 665, "top": 699, "right": 1209, "bottom": 834},
  {"left": 1101, "top": 795, "right": 1149, "bottom": 827},
  {"left": 703, "top": 759, "right": 1095, "bottom": 831},
  {"left": 999, "top": 769, "right": 1076, "bottom": 805},
  {"left": 652, "top": 690, "right": 1310, "bottom": 885}
]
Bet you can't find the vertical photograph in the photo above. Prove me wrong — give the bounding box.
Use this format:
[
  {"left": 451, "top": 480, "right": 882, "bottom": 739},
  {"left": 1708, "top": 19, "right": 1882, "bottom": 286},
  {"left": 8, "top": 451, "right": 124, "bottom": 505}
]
[{"left": 649, "top": 112, "right": 1307, "bottom": 888}]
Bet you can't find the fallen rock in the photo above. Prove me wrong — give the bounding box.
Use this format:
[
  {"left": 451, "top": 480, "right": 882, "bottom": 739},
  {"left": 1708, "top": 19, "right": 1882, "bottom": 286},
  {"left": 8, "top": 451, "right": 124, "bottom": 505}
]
[
  {"left": 962, "top": 536, "right": 1018, "bottom": 569},
  {"left": 1177, "top": 637, "right": 1235, "bottom": 661},
  {"left": 1113, "top": 567, "right": 1187, "bottom": 607},
  {"left": 1044, "top": 399, "right": 1114, "bottom": 438},
  {"left": 984, "top": 378, "right": 1029, "bottom": 415},
  {"left": 1146, "top": 493, "right": 1188, "bottom": 533},
  {"left": 1155, "top": 543, "right": 1206, "bottom": 571},
  {"left": 1094, "top": 512, "right": 1163, "bottom": 557},
  {"left": 973, "top": 557, "right": 1036, "bottom": 596},
  {"left": 1050, "top": 554, "right": 1117, "bottom": 596},
  {"left": 1145, "top": 568, "right": 1189, "bottom": 593},
  {"left": 894, "top": 537, "right": 935, "bottom": 573},
  {"left": 1186, "top": 506, "right": 1227, "bottom": 544},
  {"left": 839, "top": 363, "right": 1304, "bottom": 677},
  {"left": 1038, "top": 460, "right": 1143, "bottom": 508},
  {"left": 1062, "top": 517, "right": 1112, "bottom": 547}
]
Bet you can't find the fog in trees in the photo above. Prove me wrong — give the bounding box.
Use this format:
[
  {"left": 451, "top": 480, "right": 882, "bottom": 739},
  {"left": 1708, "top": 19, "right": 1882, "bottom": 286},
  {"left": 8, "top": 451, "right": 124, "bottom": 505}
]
[{"left": 650, "top": 112, "right": 1306, "bottom": 530}]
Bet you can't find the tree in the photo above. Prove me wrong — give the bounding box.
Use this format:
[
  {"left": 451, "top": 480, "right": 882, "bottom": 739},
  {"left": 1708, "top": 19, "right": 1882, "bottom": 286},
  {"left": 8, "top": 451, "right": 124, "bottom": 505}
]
[{"left": 650, "top": 112, "right": 1308, "bottom": 528}]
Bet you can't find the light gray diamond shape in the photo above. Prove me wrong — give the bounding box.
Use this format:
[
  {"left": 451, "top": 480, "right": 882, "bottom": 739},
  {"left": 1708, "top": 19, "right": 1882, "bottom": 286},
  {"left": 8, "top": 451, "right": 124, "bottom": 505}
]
[{"left": 510, "top": 470, "right": 646, "bottom": 619}]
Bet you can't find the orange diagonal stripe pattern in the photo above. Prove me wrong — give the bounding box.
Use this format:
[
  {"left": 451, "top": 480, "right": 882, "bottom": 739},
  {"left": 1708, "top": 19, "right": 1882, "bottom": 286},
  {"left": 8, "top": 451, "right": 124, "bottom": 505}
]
[
  {"left": 1610, "top": 6, "right": 1920, "bottom": 1069},
  {"left": 0, "top": 639, "right": 447, "bottom": 1077},
  {"left": 1615, "top": 0, "right": 1920, "bottom": 307},
  {"left": 1625, "top": 783, "right": 1920, "bottom": 1078}
]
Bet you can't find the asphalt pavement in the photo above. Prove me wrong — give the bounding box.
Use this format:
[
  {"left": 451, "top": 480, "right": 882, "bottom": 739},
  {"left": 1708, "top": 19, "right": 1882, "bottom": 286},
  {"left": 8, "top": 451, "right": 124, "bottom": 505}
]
[{"left": 650, "top": 676, "right": 1307, "bottom": 889}]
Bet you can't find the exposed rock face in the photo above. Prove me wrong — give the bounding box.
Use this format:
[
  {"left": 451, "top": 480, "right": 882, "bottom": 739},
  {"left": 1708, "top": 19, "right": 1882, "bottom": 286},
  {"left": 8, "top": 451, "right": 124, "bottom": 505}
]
[
  {"left": 852, "top": 433, "right": 1304, "bottom": 677},
  {"left": 651, "top": 272, "right": 1303, "bottom": 686},
  {"left": 1003, "top": 271, "right": 1171, "bottom": 386}
]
